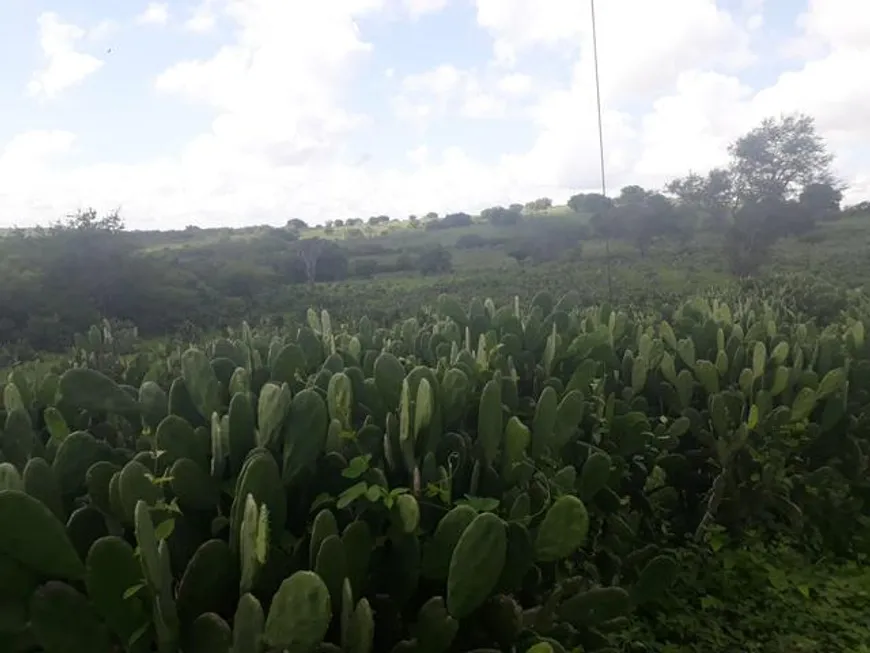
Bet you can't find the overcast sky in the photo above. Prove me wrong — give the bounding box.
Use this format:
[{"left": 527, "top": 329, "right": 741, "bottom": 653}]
[{"left": 0, "top": 0, "right": 867, "bottom": 229}]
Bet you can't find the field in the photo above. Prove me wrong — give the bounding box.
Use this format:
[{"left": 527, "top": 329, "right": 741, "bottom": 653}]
[
  {"left": 2, "top": 199, "right": 870, "bottom": 653},
  {"left": 3, "top": 111, "right": 870, "bottom": 652}
]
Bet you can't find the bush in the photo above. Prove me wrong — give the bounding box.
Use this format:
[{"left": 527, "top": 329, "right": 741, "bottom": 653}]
[{"left": 455, "top": 234, "right": 490, "bottom": 249}]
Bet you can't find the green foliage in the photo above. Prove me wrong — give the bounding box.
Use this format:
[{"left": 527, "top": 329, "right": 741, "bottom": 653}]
[{"left": 0, "top": 286, "right": 869, "bottom": 651}]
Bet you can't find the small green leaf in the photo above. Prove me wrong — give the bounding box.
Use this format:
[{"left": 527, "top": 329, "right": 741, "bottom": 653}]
[{"left": 122, "top": 583, "right": 146, "bottom": 600}]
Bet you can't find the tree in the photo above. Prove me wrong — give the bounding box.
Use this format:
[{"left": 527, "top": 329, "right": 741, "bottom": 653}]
[
  {"left": 416, "top": 246, "right": 452, "bottom": 275},
  {"left": 508, "top": 246, "right": 531, "bottom": 268},
  {"left": 799, "top": 182, "right": 843, "bottom": 221},
  {"left": 567, "top": 193, "right": 613, "bottom": 215},
  {"left": 480, "top": 206, "right": 522, "bottom": 226},
  {"left": 427, "top": 212, "right": 472, "bottom": 230},
  {"left": 423, "top": 212, "right": 439, "bottom": 221},
  {"left": 333, "top": 219, "right": 344, "bottom": 227},
  {"left": 53, "top": 207, "right": 124, "bottom": 233},
  {"left": 286, "top": 218, "right": 307, "bottom": 230},
  {"left": 666, "top": 168, "right": 733, "bottom": 228},
  {"left": 729, "top": 113, "right": 835, "bottom": 203},
  {"left": 525, "top": 197, "right": 553, "bottom": 211}
]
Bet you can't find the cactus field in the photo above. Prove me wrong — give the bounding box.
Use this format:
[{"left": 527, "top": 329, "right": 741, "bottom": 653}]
[{"left": 2, "top": 286, "right": 870, "bottom": 653}]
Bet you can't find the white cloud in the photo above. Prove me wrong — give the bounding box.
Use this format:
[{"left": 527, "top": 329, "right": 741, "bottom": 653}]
[
  {"left": 185, "top": 0, "right": 218, "bottom": 33},
  {"left": 87, "top": 20, "right": 118, "bottom": 42},
  {"left": 137, "top": 3, "right": 170, "bottom": 26},
  {"left": 403, "top": 0, "right": 450, "bottom": 19},
  {"left": 393, "top": 65, "right": 534, "bottom": 122},
  {"left": 497, "top": 73, "right": 533, "bottom": 96},
  {"left": 27, "top": 12, "right": 104, "bottom": 100}
]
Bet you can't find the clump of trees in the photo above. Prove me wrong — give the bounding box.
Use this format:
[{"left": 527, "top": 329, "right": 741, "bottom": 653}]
[
  {"left": 668, "top": 113, "right": 843, "bottom": 274},
  {"left": 425, "top": 212, "right": 472, "bottom": 230},
  {"left": 565, "top": 113, "right": 844, "bottom": 274},
  {"left": 481, "top": 205, "right": 523, "bottom": 226}
]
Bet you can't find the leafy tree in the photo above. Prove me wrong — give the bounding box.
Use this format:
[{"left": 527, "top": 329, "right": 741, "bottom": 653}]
[
  {"left": 567, "top": 193, "right": 613, "bottom": 215},
  {"left": 729, "top": 113, "right": 835, "bottom": 203},
  {"left": 525, "top": 197, "right": 553, "bottom": 211},
  {"left": 508, "top": 246, "right": 531, "bottom": 268},
  {"left": 480, "top": 206, "right": 522, "bottom": 226},
  {"left": 286, "top": 218, "right": 307, "bottom": 230},
  {"left": 416, "top": 245, "right": 452, "bottom": 275},
  {"left": 666, "top": 168, "right": 733, "bottom": 228},
  {"left": 799, "top": 182, "right": 843, "bottom": 221},
  {"left": 423, "top": 212, "right": 439, "bottom": 221},
  {"left": 426, "top": 212, "right": 472, "bottom": 230},
  {"left": 333, "top": 219, "right": 344, "bottom": 227},
  {"left": 54, "top": 207, "right": 125, "bottom": 233}
]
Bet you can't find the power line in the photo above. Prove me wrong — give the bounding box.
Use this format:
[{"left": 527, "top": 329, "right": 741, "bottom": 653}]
[{"left": 590, "top": 0, "right": 613, "bottom": 304}]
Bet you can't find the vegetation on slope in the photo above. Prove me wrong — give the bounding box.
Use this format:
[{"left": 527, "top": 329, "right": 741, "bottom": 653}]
[{"left": 0, "top": 112, "right": 863, "bottom": 364}]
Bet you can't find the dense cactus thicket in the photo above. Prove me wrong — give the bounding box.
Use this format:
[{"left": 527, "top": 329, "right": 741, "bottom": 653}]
[{"left": 1, "top": 288, "right": 869, "bottom": 653}]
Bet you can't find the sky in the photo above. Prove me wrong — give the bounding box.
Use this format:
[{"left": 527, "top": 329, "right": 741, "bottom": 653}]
[{"left": 0, "top": 0, "right": 868, "bottom": 230}]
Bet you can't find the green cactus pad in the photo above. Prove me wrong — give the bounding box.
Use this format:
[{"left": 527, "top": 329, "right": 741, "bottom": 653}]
[
  {"left": 263, "top": 570, "right": 332, "bottom": 653},
  {"left": 30, "top": 581, "right": 113, "bottom": 653},
  {"left": 446, "top": 512, "right": 507, "bottom": 619},
  {"left": 85, "top": 536, "right": 150, "bottom": 653},
  {"left": 0, "top": 490, "right": 84, "bottom": 580},
  {"left": 58, "top": 368, "right": 139, "bottom": 414},
  {"left": 535, "top": 495, "right": 589, "bottom": 562}
]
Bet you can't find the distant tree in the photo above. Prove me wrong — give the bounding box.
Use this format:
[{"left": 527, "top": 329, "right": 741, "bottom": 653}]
[
  {"left": 525, "top": 197, "right": 553, "bottom": 211},
  {"left": 416, "top": 245, "right": 453, "bottom": 275},
  {"left": 843, "top": 200, "right": 870, "bottom": 217},
  {"left": 346, "top": 218, "right": 363, "bottom": 227},
  {"left": 443, "top": 212, "right": 472, "bottom": 228},
  {"left": 367, "top": 215, "right": 390, "bottom": 226},
  {"left": 286, "top": 218, "right": 307, "bottom": 230},
  {"left": 346, "top": 228, "right": 365, "bottom": 239},
  {"left": 508, "top": 246, "right": 531, "bottom": 268},
  {"left": 567, "top": 193, "right": 613, "bottom": 215},
  {"left": 408, "top": 214, "right": 419, "bottom": 224},
  {"left": 480, "top": 206, "right": 522, "bottom": 226},
  {"left": 509, "top": 203, "right": 524, "bottom": 213},
  {"left": 666, "top": 168, "right": 733, "bottom": 229},
  {"left": 333, "top": 219, "right": 344, "bottom": 227},
  {"left": 799, "top": 182, "right": 843, "bottom": 221},
  {"left": 724, "top": 198, "right": 794, "bottom": 275},
  {"left": 729, "top": 113, "right": 836, "bottom": 203},
  {"left": 424, "top": 212, "right": 439, "bottom": 221},
  {"left": 427, "top": 212, "right": 472, "bottom": 230},
  {"left": 53, "top": 207, "right": 124, "bottom": 233}
]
